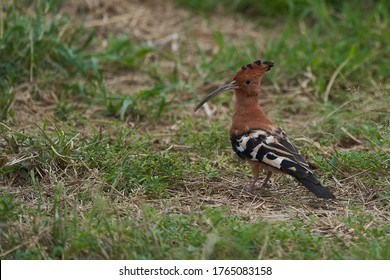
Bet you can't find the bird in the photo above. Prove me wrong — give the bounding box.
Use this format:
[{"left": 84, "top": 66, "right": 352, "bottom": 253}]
[{"left": 194, "top": 60, "right": 335, "bottom": 199}]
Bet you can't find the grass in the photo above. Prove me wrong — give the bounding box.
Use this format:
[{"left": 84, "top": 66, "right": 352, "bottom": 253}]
[{"left": 0, "top": 0, "right": 389, "bottom": 259}]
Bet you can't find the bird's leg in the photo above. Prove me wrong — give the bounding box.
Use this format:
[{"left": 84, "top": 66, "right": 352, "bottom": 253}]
[
  {"left": 245, "top": 162, "right": 260, "bottom": 193},
  {"left": 261, "top": 171, "right": 272, "bottom": 188},
  {"left": 248, "top": 176, "right": 258, "bottom": 193}
]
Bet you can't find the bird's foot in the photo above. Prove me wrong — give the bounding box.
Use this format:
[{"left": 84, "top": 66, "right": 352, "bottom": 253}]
[
  {"left": 243, "top": 187, "right": 256, "bottom": 195},
  {"left": 261, "top": 182, "right": 271, "bottom": 189},
  {"left": 261, "top": 171, "right": 272, "bottom": 189}
]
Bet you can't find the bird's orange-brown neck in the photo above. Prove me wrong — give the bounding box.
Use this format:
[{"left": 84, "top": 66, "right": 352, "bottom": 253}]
[{"left": 230, "top": 91, "right": 274, "bottom": 136}]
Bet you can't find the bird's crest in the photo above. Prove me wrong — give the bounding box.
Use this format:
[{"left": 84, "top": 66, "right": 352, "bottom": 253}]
[
  {"left": 239, "top": 60, "right": 273, "bottom": 71},
  {"left": 235, "top": 60, "right": 273, "bottom": 81},
  {"left": 240, "top": 60, "right": 263, "bottom": 71},
  {"left": 232, "top": 60, "right": 274, "bottom": 94}
]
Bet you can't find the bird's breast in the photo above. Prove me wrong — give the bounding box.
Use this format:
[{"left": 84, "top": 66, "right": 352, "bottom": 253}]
[{"left": 230, "top": 105, "right": 274, "bottom": 136}]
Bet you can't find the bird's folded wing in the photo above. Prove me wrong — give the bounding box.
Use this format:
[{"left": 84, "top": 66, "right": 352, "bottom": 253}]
[
  {"left": 231, "top": 128, "right": 312, "bottom": 175},
  {"left": 231, "top": 128, "right": 335, "bottom": 199}
]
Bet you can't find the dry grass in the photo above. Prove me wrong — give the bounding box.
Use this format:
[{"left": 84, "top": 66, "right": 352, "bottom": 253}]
[
  {"left": 1, "top": 0, "right": 389, "bottom": 259},
  {"left": 0, "top": 0, "right": 381, "bottom": 191}
]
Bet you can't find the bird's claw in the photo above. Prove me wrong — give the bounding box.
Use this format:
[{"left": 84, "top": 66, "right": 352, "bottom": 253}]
[
  {"left": 262, "top": 182, "right": 271, "bottom": 189},
  {"left": 243, "top": 187, "right": 256, "bottom": 195}
]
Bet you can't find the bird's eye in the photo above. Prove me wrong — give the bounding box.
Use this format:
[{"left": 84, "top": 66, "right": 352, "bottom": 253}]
[{"left": 245, "top": 79, "right": 251, "bottom": 85}]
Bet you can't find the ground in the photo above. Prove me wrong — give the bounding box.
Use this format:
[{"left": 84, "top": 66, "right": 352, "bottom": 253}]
[{"left": 0, "top": 0, "right": 389, "bottom": 259}]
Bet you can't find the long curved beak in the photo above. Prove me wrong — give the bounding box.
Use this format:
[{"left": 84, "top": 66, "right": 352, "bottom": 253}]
[{"left": 194, "top": 80, "right": 237, "bottom": 112}]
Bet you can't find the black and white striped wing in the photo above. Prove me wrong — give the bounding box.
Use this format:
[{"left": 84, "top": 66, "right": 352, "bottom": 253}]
[
  {"left": 231, "top": 128, "right": 310, "bottom": 170},
  {"left": 230, "top": 128, "right": 335, "bottom": 198}
]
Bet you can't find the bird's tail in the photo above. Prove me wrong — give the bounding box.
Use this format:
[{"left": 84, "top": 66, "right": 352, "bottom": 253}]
[{"left": 296, "top": 173, "right": 335, "bottom": 199}]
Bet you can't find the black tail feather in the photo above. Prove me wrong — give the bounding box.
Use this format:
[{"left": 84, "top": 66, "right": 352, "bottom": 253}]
[{"left": 296, "top": 173, "right": 335, "bottom": 199}]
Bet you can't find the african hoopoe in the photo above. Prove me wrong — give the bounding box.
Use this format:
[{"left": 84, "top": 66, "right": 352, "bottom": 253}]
[{"left": 194, "top": 60, "right": 335, "bottom": 199}]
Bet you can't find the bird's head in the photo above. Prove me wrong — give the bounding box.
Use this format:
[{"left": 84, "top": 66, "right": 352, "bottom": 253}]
[{"left": 194, "top": 60, "right": 273, "bottom": 111}]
